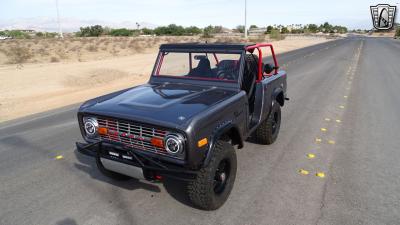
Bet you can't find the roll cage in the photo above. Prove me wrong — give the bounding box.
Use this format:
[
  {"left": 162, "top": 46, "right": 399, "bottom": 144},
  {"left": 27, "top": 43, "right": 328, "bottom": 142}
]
[
  {"left": 151, "top": 43, "right": 279, "bottom": 85},
  {"left": 245, "top": 43, "right": 279, "bottom": 82}
]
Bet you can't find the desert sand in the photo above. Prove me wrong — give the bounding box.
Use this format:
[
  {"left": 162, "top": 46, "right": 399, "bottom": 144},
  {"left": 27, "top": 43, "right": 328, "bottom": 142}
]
[{"left": 0, "top": 36, "right": 331, "bottom": 122}]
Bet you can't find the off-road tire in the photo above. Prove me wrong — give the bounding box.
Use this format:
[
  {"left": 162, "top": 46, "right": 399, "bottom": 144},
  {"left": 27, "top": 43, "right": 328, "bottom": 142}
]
[
  {"left": 96, "top": 156, "right": 131, "bottom": 181},
  {"left": 187, "top": 141, "right": 237, "bottom": 210},
  {"left": 255, "top": 102, "right": 281, "bottom": 145}
]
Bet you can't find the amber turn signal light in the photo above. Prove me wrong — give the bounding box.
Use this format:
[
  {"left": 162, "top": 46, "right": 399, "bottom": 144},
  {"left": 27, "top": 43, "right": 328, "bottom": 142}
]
[
  {"left": 151, "top": 137, "right": 164, "bottom": 148},
  {"left": 98, "top": 127, "right": 108, "bottom": 135},
  {"left": 197, "top": 138, "right": 208, "bottom": 147}
]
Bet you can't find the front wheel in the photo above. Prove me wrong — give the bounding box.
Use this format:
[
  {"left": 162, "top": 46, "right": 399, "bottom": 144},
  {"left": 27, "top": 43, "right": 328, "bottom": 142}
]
[
  {"left": 254, "top": 102, "right": 281, "bottom": 145},
  {"left": 187, "top": 141, "right": 237, "bottom": 210}
]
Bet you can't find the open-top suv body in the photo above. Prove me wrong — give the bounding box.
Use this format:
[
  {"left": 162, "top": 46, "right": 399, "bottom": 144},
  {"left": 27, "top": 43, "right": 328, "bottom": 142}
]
[{"left": 76, "top": 42, "right": 287, "bottom": 210}]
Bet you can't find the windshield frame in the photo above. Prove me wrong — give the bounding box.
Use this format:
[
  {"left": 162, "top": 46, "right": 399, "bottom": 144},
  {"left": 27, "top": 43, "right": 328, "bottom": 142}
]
[{"left": 151, "top": 49, "right": 244, "bottom": 85}]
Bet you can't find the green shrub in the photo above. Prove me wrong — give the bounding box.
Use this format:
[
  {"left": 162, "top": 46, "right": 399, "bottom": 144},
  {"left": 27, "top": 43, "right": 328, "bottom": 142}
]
[
  {"left": 154, "top": 24, "right": 186, "bottom": 36},
  {"left": 269, "top": 29, "right": 284, "bottom": 40},
  {"left": 109, "top": 28, "right": 137, "bottom": 36},
  {"left": 5, "top": 30, "right": 30, "bottom": 39},
  {"left": 77, "top": 25, "right": 104, "bottom": 37},
  {"left": 141, "top": 28, "right": 154, "bottom": 35},
  {"left": 185, "top": 26, "right": 202, "bottom": 35},
  {"left": 265, "top": 26, "right": 273, "bottom": 34}
]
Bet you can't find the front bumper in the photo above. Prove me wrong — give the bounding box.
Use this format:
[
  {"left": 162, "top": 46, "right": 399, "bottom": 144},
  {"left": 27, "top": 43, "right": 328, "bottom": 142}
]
[{"left": 76, "top": 141, "right": 197, "bottom": 181}]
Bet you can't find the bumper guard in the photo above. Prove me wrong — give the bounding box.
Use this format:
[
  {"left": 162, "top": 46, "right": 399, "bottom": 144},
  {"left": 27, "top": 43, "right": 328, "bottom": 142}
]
[{"left": 76, "top": 141, "right": 197, "bottom": 181}]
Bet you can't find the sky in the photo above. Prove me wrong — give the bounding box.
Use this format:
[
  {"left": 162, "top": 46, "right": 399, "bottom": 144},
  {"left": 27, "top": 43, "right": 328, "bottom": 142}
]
[{"left": 0, "top": 0, "right": 399, "bottom": 30}]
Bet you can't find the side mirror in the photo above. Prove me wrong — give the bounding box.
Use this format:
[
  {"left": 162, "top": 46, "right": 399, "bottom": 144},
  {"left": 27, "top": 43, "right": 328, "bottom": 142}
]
[{"left": 263, "top": 63, "right": 275, "bottom": 74}]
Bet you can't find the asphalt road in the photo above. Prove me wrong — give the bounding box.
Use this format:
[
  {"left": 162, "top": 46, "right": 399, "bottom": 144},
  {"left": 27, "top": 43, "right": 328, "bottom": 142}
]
[{"left": 1, "top": 37, "right": 400, "bottom": 225}]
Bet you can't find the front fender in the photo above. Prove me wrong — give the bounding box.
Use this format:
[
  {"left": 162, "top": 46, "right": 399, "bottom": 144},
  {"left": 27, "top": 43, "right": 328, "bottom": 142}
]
[{"left": 202, "top": 122, "right": 243, "bottom": 167}]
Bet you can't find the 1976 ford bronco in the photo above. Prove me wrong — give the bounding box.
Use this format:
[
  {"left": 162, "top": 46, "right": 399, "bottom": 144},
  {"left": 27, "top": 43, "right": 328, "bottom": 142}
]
[{"left": 76, "top": 42, "right": 287, "bottom": 210}]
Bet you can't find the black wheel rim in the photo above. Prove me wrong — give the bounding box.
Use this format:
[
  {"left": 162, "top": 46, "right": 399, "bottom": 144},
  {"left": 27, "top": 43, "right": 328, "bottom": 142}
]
[{"left": 213, "top": 159, "right": 230, "bottom": 194}]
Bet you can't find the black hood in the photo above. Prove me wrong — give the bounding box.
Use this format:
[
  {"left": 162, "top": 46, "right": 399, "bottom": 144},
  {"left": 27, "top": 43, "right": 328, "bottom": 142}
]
[{"left": 79, "top": 83, "right": 238, "bottom": 128}]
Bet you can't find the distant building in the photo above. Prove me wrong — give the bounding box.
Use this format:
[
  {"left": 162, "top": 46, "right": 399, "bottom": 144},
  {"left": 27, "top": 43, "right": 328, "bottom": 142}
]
[
  {"left": 249, "top": 28, "right": 267, "bottom": 35},
  {"left": 19, "top": 29, "right": 36, "bottom": 33}
]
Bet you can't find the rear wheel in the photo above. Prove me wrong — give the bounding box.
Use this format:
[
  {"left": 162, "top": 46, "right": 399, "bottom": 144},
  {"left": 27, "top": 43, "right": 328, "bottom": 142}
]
[
  {"left": 187, "top": 141, "right": 237, "bottom": 210},
  {"left": 255, "top": 102, "right": 281, "bottom": 145}
]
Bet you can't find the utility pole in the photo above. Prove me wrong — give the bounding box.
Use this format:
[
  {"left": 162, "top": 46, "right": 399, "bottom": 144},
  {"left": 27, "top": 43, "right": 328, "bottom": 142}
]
[
  {"left": 244, "top": 0, "right": 248, "bottom": 39},
  {"left": 56, "top": 0, "right": 63, "bottom": 38}
]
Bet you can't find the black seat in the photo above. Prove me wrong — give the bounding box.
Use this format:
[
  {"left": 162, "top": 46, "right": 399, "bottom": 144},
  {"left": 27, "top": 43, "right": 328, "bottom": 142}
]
[{"left": 189, "top": 58, "right": 213, "bottom": 78}]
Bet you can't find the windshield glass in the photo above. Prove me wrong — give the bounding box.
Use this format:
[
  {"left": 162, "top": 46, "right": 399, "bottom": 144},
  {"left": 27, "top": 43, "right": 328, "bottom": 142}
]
[{"left": 154, "top": 52, "right": 241, "bottom": 82}]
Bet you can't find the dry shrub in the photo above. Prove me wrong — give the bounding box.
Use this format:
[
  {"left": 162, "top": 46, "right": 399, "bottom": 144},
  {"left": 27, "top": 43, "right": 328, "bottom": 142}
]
[
  {"left": 0, "top": 48, "right": 7, "bottom": 55},
  {"left": 165, "top": 37, "right": 174, "bottom": 43},
  {"left": 249, "top": 35, "right": 266, "bottom": 43},
  {"left": 214, "top": 37, "right": 243, "bottom": 43},
  {"left": 77, "top": 51, "right": 83, "bottom": 62},
  {"left": 6, "top": 46, "right": 33, "bottom": 64},
  {"left": 130, "top": 42, "right": 144, "bottom": 52},
  {"left": 50, "top": 56, "right": 60, "bottom": 63},
  {"left": 110, "top": 48, "right": 119, "bottom": 56},
  {"left": 86, "top": 45, "right": 98, "bottom": 52},
  {"left": 80, "top": 38, "right": 90, "bottom": 45},
  {"left": 69, "top": 46, "right": 79, "bottom": 52},
  {"left": 63, "top": 68, "right": 129, "bottom": 87},
  {"left": 56, "top": 49, "right": 68, "bottom": 59},
  {"left": 37, "top": 48, "right": 50, "bottom": 56}
]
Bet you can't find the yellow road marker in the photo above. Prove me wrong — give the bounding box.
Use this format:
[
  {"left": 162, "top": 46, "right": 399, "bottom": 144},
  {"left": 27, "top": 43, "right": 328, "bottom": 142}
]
[
  {"left": 344, "top": 95, "right": 348, "bottom": 98},
  {"left": 307, "top": 153, "right": 316, "bottom": 159},
  {"left": 320, "top": 128, "right": 327, "bottom": 132},
  {"left": 324, "top": 118, "right": 331, "bottom": 122},
  {"left": 339, "top": 105, "right": 345, "bottom": 109},
  {"left": 316, "top": 172, "right": 325, "bottom": 178},
  {"left": 55, "top": 155, "right": 64, "bottom": 160},
  {"left": 328, "top": 140, "right": 335, "bottom": 145},
  {"left": 316, "top": 138, "right": 322, "bottom": 143},
  {"left": 335, "top": 119, "right": 341, "bottom": 123},
  {"left": 299, "top": 169, "right": 309, "bottom": 175}
]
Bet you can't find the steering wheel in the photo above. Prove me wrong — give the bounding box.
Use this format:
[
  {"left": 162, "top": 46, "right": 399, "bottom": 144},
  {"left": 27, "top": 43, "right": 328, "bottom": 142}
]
[{"left": 216, "top": 70, "right": 234, "bottom": 80}]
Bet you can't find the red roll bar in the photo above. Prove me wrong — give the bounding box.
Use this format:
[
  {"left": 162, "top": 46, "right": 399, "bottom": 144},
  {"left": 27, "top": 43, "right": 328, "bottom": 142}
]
[{"left": 245, "top": 43, "right": 279, "bottom": 82}]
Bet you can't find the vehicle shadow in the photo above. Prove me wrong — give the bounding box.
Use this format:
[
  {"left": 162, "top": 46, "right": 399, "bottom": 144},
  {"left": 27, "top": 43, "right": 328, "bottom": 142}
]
[
  {"left": 162, "top": 178, "right": 197, "bottom": 208},
  {"left": 74, "top": 149, "right": 201, "bottom": 209},
  {"left": 245, "top": 135, "right": 258, "bottom": 144},
  {"left": 55, "top": 218, "right": 78, "bottom": 225},
  {"left": 73, "top": 149, "right": 161, "bottom": 193}
]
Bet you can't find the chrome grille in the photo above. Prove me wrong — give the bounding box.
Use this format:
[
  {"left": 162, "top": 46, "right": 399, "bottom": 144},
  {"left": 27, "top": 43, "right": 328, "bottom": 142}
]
[{"left": 97, "top": 117, "right": 169, "bottom": 156}]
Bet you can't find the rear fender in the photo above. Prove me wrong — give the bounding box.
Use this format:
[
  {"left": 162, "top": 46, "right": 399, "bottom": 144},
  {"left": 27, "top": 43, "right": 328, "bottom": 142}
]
[{"left": 272, "top": 87, "right": 285, "bottom": 107}]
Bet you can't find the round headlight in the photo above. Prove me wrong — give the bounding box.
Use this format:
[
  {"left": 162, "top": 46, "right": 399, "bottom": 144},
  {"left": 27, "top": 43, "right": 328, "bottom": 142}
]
[
  {"left": 164, "top": 134, "right": 184, "bottom": 154},
  {"left": 83, "top": 117, "right": 98, "bottom": 137}
]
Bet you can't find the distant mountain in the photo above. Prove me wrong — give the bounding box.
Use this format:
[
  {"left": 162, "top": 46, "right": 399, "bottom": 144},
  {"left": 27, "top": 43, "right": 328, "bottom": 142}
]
[{"left": 0, "top": 17, "right": 158, "bottom": 32}]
